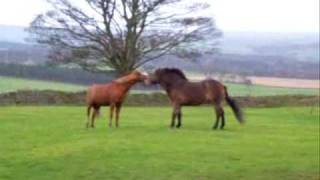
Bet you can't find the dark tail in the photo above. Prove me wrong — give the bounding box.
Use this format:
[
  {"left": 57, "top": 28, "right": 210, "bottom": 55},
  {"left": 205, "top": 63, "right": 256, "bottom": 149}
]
[{"left": 224, "top": 86, "right": 244, "bottom": 124}]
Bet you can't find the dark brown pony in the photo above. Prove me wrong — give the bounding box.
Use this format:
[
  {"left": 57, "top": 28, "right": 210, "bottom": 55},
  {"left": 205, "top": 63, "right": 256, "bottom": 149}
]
[
  {"left": 146, "top": 68, "right": 244, "bottom": 129},
  {"left": 86, "top": 71, "right": 147, "bottom": 128}
]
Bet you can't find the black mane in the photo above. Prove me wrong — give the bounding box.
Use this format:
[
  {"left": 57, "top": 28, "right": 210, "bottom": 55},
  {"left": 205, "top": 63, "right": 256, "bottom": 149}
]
[{"left": 157, "top": 68, "right": 188, "bottom": 80}]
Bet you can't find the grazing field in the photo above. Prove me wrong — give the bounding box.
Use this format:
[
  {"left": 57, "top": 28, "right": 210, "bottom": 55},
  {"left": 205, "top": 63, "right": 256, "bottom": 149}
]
[
  {"left": 0, "top": 76, "right": 85, "bottom": 93},
  {"left": 0, "top": 106, "right": 319, "bottom": 180},
  {"left": 248, "top": 76, "right": 319, "bottom": 89},
  {"left": 225, "top": 83, "right": 319, "bottom": 96},
  {"left": 188, "top": 73, "right": 319, "bottom": 89},
  {"left": 0, "top": 76, "right": 319, "bottom": 96}
]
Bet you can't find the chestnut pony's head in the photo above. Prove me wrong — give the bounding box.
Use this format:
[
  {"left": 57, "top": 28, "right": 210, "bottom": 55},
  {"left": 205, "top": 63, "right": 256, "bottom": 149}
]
[{"left": 115, "top": 71, "right": 148, "bottom": 84}]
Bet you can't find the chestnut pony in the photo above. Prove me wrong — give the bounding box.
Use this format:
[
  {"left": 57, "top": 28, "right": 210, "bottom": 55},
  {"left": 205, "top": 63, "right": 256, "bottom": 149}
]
[
  {"left": 86, "top": 71, "right": 147, "bottom": 128},
  {"left": 146, "top": 68, "right": 244, "bottom": 129}
]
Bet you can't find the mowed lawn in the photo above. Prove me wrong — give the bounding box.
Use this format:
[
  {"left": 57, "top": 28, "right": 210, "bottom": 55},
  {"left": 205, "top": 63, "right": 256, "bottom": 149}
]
[{"left": 0, "top": 106, "right": 319, "bottom": 180}]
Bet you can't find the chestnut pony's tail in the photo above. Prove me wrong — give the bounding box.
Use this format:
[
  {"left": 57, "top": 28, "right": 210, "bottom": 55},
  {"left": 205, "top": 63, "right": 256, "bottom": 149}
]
[{"left": 224, "top": 86, "right": 244, "bottom": 124}]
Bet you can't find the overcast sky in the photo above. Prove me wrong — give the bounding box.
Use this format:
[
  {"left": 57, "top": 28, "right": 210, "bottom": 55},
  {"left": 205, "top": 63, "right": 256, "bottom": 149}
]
[{"left": 0, "top": 0, "right": 318, "bottom": 32}]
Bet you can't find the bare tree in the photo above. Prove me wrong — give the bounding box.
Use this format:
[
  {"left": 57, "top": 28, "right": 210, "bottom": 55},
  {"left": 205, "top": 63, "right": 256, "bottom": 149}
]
[{"left": 29, "top": 0, "right": 221, "bottom": 75}]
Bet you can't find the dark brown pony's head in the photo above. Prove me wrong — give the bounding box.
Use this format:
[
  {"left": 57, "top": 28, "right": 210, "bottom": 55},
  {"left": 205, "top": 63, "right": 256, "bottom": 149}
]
[{"left": 146, "top": 68, "right": 188, "bottom": 85}]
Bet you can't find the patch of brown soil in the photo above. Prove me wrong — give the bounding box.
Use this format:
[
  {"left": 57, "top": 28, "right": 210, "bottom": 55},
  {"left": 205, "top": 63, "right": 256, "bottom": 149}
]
[{"left": 248, "top": 76, "right": 319, "bottom": 89}]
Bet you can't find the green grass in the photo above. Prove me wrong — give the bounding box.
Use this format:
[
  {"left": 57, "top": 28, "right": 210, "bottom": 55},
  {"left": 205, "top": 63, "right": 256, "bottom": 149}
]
[
  {"left": 0, "top": 106, "right": 319, "bottom": 180},
  {"left": 0, "top": 76, "right": 85, "bottom": 93},
  {"left": 0, "top": 76, "right": 319, "bottom": 96},
  {"left": 225, "top": 83, "right": 319, "bottom": 96}
]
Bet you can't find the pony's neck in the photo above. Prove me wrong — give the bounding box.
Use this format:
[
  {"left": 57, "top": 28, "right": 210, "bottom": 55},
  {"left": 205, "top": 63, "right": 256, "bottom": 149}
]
[
  {"left": 114, "top": 76, "right": 139, "bottom": 87},
  {"left": 159, "top": 77, "right": 186, "bottom": 92}
]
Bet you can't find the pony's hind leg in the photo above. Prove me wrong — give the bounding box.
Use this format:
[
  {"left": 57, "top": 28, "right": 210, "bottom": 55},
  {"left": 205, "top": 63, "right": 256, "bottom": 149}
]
[
  {"left": 214, "top": 105, "right": 225, "bottom": 130},
  {"left": 91, "top": 107, "right": 99, "bottom": 128},
  {"left": 115, "top": 103, "right": 122, "bottom": 128},
  {"left": 109, "top": 104, "right": 115, "bottom": 128},
  {"left": 213, "top": 105, "right": 223, "bottom": 130},
  {"left": 86, "top": 106, "right": 92, "bottom": 128},
  {"left": 220, "top": 108, "right": 225, "bottom": 129},
  {"left": 213, "top": 111, "right": 220, "bottom": 129}
]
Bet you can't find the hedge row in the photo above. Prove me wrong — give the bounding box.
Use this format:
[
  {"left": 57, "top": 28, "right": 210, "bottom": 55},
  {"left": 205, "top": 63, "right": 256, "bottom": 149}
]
[{"left": 0, "top": 90, "right": 318, "bottom": 107}]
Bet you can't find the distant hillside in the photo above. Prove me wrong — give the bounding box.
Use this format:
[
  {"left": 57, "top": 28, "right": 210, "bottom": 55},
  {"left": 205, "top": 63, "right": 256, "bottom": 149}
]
[
  {"left": 221, "top": 31, "right": 319, "bottom": 62},
  {"left": 0, "top": 25, "right": 318, "bottom": 61},
  {"left": 0, "top": 41, "right": 48, "bottom": 64},
  {"left": 145, "top": 54, "right": 319, "bottom": 79},
  {"left": 0, "top": 25, "right": 28, "bottom": 43},
  {"left": 0, "top": 25, "right": 319, "bottom": 79}
]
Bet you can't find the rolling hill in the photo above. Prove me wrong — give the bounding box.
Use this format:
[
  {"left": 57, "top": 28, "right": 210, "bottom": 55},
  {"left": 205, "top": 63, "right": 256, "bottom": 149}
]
[{"left": 0, "top": 25, "right": 319, "bottom": 79}]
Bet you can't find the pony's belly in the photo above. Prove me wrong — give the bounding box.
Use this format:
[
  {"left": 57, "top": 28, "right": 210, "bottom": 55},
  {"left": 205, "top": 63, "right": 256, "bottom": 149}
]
[
  {"left": 179, "top": 97, "right": 207, "bottom": 106},
  {"left": 91, "top": 101, "right": 110, "bottom": 106},
  {"left": 171, "top": 93, "right": 205, "bottom": 106},
  {"left": 90, "top": 95, "right": 112, "bottom": 105},
  {"left": 181, "top": 102, "right": 203, "bottom": 106},
  {"left": 91, "top": 96, "right": 125, "bottom": 106},
  {"left": 100, "top": 102, "right": 111, "bottom": 106}
]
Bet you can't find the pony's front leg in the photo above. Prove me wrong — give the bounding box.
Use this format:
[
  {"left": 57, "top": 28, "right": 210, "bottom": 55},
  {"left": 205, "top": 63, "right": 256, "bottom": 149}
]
[
  {"left": 171, "top": 104, "right": 180, "bottom": 128},
  {"left": 176, "top": 107, "right": 182, "bottom": 128},
  {"left": 213, "top": 105, "right": 223, "bottom": 130}
]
